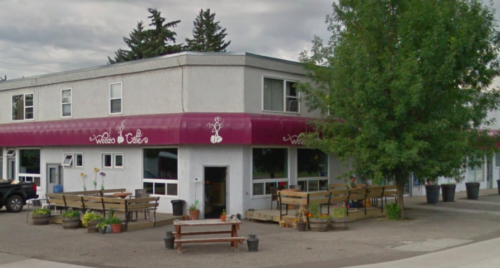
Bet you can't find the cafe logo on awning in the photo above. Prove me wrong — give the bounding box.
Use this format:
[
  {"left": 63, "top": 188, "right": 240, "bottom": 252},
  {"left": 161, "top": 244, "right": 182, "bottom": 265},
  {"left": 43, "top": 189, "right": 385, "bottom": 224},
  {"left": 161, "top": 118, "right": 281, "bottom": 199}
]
[
  {"left": 90, "top": 120, "right": 148, "bottom": 145},
  {"left": 207, "top": 116, "right": 224, "bottom": 144},
  {"left": 283, "top": 134, "right": 304, "bottom": 145}
]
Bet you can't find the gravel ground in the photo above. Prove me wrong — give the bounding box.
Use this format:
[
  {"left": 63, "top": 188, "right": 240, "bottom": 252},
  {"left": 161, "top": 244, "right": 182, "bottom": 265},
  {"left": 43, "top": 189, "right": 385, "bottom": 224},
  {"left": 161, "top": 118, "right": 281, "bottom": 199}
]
[{"left": 2, "top": 194, "right": 500, "bottom": 268}]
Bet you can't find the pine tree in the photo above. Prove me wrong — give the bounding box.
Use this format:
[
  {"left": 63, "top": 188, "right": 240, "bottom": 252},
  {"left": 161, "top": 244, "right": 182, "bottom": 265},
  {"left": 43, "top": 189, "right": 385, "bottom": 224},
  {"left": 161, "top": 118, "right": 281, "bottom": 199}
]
[
  {"left": 185, "top": 9, "right": 231, "bottom": 52},
  {"left": 108, "top": 8, "right": 182, "bottom": 64}
]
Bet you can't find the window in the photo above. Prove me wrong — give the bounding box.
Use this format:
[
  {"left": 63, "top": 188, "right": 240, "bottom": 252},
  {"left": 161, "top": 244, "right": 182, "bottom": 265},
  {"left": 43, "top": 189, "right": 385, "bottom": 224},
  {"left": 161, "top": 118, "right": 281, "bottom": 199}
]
[
  {"left": 6, "top": 149, "right": 15, "bottom": 157},
  {"left": 495, "top": 152, "right": 500, "bottom": 168},
  {"left": 110, "top": 83, "right": 122, "bottom": 114},
  {"left": 143, "top": 148, "right": 178, "bottom": 196},
  {"left": 468, "top": 163, "right": 484, "bottom": 182},
  {"left": 12, "top": 94, "right": 34, "bottom": 120},
  {"left": 18, "top": 149, "right": 41, "bottom": 190},
  {"left": 62, "top": 154, "right": 74, "bottom": 167},
  {"left": 62, "top": 89, "right": 72, "bottom": 117},
  {"left": 252, "top": 148, "right": 288, "bottom": 196},
  {"left": 263, "top": 78, "right": 299, "bottom": 113},
  {"left": 297, "top": 149, "right": 329, "bottom": 191},
  {"left": 75, "top": 154, "right": 83, "bottom": 168},
  {"left": 103, "top": 154, "right": 112, "bottom": 168},
  {"left": 114, "top": 153, "right": 123, "bottom": 168}
]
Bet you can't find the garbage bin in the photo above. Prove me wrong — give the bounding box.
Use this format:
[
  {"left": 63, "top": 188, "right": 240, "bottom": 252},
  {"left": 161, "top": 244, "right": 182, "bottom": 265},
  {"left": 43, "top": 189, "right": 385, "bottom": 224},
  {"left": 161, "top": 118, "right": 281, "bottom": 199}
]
[
  {"left": 171, "top": 200, "right": 184, "bottom": 216},
  {"left": 53, "top": 185, "right": 63, "bottom": 193}
]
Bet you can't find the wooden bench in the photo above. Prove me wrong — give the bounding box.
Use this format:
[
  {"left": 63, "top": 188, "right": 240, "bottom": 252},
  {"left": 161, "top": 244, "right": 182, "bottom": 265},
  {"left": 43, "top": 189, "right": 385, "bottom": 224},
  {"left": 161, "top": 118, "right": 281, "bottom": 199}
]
[
  {"left": 278, "top": 190, "right": 332, "bottom": 220},
  {"left": 175, "top": 237, "right": 246, "bottom": 251}
]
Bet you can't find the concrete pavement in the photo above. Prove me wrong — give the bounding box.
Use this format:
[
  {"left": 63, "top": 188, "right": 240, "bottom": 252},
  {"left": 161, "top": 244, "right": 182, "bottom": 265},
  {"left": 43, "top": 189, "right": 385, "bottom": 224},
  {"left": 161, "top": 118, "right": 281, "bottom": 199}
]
[
  {"left": 347, "top": 236, "right": 500, "bottom": 268},
  {"left": 0, "top": 253, "right": 93, "bottom": 268}
]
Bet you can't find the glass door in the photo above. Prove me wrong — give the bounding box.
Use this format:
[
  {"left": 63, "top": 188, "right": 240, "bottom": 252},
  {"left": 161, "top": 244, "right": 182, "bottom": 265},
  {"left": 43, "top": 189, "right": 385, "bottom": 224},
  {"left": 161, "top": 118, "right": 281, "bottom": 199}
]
[
  {"left": 46, "top": 164, "right": 61, "bottom": 194},
  {"left": 7, "top": 157, "right": 15, "bottom": 180}
]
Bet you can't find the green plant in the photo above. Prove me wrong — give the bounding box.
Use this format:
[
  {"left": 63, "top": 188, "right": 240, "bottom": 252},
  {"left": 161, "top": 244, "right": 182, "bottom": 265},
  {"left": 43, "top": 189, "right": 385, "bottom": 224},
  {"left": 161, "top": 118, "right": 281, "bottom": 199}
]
[
  {"left": 308, "top": 202, "right": 330, "bottom": 219},
  {"left": 81, "top": 211, "right": 104, "bottom": 227},
  {"left": 62, "top": 209, "right": 80, "bottom": 218},
  {"left": 107, "top": 208, "right": 116, "bottom": 219},
  {"left": 32, "top": 208, "right": 50, "bottom": 215},
  {"left": 386, "top": 203, "right": 402, "bottom": 220},
  {"left": 332, "top": 202, "right": 347, "bottom": 219},
  {"left": 189, "top": 200, "right": 199, "bottom": 211},
  {"left": 108, "top": 217, "right": 122, "bottom": 225},
  {"left": 96, "top": 221, "right": 107, "bottom": 229},
  {"left": 221, "top": 209, "right": 226, "bottom": 216}
]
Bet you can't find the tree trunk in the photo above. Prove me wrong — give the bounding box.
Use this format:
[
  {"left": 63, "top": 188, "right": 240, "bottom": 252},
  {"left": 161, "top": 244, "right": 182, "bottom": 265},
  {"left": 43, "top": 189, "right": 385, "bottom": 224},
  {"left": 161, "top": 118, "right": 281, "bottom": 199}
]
[{"left": 396, "top": 175, "right": 406, "bottom": 220}]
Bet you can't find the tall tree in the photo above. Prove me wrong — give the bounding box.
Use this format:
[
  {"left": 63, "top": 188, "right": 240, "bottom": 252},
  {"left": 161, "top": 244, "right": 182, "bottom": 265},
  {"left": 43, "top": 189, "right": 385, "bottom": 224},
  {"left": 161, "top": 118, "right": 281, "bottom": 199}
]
[
  {"left": 108, "top": 8, "right": 182, "bottom": 64},
  {"left": 185, "top": 9, "right": 231, "bottom": 52},
  {"left": 299, "top": 0, "right": 500, "bottom": 218}
]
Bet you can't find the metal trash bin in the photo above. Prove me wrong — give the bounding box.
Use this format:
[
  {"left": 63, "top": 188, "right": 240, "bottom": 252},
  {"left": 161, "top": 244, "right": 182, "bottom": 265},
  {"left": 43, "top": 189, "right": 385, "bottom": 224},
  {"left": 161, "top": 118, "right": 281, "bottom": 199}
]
[{"left": 171, "top": 200, "right": 184, "bottom": 216}]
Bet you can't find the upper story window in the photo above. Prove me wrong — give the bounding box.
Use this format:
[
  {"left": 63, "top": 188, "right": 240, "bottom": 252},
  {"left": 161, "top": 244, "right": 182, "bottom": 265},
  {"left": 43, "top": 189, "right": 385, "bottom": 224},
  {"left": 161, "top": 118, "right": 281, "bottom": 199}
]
[
  {"left": 110, "top": 82, "right": 122, "bottom": 114},
  {"left": 62, "top": 89, "right": 72, "bottom": 117},
  {"left": 12, "top": 94, "right": 34, "bottom": 121},
  {"left": 263, "top": 78, "right": 299, "bottom": 113}
]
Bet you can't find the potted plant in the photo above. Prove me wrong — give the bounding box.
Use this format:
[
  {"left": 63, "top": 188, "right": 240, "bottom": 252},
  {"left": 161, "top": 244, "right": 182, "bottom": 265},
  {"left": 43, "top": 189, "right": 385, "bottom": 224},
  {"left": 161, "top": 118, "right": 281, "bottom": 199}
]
[
  {"left": 331, "top": 202, "right": 348, "bottom": 230},
  {"left": 109, "top": 217, "right": 122, "bottom": 233},
  {"left": 61, "top": 209, "right": 81, "bottom": 229},
  {"left": 465, "top": 182, "right": 480, "bottom": 200},
  {"left": 82, "top": 211, "right": 104, "bottom": 233},
  {"left": 307, "top": 202, "right": 329, "bottom": 232},
  {"left": 220, "top": 209, "right": 226, "bottom": 222},
  {"left": 425, "top": 178, "right": 440, "bottom": 204},
  {"left": 296, "top": 205, "right": 307, "bottom": 232},
  {"left": 188, "top": 200, "right": 200, "bottom": 220},
  {"left": 32, "top": 208, "right": 51, "bottom": 225},
  {"left": 96, "top": 221, "right": 107, "bottom": 234}
]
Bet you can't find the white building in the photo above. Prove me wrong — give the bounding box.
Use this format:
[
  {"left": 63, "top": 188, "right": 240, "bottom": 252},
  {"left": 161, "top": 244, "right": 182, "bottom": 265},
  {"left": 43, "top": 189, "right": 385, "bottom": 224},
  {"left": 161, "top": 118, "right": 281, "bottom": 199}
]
[{"left": 0, "top": 52, "right": 349, "bottom": 216}]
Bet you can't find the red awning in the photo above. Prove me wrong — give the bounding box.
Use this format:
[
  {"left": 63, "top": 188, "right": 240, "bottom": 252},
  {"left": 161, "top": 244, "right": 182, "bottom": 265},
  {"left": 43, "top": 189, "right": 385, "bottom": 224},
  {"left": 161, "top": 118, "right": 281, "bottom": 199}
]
[{"left": 0, "top": 113, "right": 317, "bottom": 147}]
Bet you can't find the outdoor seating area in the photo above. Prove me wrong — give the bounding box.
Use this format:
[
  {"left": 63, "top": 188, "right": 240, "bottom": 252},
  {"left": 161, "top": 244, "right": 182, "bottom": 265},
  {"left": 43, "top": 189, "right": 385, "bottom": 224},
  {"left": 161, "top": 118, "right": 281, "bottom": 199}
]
[{"left": 45, "top": 188, "right": 161, "bottom": 231}]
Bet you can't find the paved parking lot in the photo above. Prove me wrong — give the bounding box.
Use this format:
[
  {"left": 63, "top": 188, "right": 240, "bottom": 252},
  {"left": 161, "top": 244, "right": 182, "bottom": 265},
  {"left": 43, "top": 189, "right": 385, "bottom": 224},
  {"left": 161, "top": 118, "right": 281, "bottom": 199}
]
[{"left": 2, "top": 192, "right": 500, "bottom": 268}]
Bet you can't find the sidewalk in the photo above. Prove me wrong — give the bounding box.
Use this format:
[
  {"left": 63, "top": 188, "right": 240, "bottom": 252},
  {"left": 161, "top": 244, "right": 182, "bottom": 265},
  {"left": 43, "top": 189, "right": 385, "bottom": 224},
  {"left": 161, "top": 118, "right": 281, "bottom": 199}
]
[
  {"left": 346, "top": 236, "right": 500, "bottom": 268},
  {"left": 0, "top": 253, "right": 93, "bottom": 268}
]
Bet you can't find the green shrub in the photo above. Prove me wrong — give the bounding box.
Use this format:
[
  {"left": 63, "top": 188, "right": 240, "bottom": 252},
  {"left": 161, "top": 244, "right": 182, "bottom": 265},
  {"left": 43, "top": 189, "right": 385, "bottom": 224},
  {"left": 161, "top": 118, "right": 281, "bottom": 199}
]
[
  {"left": 385, "top": 203, "right": 401, "bottom": 220},
  {"left": 108, "top": 217, "right": 122, "bottom": 224},
  {"left": 32, "top": 208, "right": 50, "bottom": 215},
  {"left": 62, "top": 209, "right": 80, "bottom": 218},
  {"left": 81, "top": 211, "right": 104, "bottom": 227}
]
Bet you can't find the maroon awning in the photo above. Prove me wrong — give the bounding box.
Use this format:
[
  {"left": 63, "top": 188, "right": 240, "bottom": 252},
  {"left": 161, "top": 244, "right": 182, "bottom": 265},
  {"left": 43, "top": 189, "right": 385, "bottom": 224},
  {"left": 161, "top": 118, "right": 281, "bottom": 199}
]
[{"left": 0, "top": 113, "right": 317, "bottom": 147}]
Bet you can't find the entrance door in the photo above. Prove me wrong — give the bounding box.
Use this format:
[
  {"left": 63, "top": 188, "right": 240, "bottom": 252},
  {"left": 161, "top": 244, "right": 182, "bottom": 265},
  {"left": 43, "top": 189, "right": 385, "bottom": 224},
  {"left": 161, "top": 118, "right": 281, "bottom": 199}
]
[
  {"left": 204, "top": 167, "right": 227, "bottom": 219},
  {"left": 7, "top": 157, "right": 15, "bottom": 180},
  {"left": 487, "top": 159, "right": 493, "bottom": 189},
  {"left": 47, "top": 164, "right": 62, "bottom": 194}
]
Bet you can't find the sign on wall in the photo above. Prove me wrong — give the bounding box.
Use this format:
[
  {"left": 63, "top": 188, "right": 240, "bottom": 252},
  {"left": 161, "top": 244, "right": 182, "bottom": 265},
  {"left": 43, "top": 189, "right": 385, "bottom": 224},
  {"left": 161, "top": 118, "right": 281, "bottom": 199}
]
[{"left": 89, "top": 120, "right": 149, "bottom": 145}]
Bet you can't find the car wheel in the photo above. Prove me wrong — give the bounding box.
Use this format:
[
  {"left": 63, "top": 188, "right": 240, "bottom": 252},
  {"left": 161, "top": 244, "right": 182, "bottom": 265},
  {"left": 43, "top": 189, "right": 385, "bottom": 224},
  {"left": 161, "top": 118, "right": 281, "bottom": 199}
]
[{"left": 6, "top": 195, "right": 23, "bottom": 213}]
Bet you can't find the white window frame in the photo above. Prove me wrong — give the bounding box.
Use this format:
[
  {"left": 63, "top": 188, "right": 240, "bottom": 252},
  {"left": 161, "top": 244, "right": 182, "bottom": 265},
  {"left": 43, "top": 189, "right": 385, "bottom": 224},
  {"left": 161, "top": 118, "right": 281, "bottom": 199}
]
[
  {"left": 297, "top": 149, "right": 329, "bottom": 192},
  {"left": 109, "top": 82, "right": 123, "bottom": 115},
  {"left": 262, "top": 77, "right": 300, "bottom": 114},
  {"left": 61, "top": 88, "right": 72, "bottom": 118},
  {"left": 62, "top": 154, "right": 74, "bottom": 167},
  {"left": 11, "top": 93, "right": 34, "bottom": 121},
  {"left": 17, "top": 148, "right": 41, "bottom": 191},
  {"left": 102, "top": 153, "right": 113, "bottom": 169},
  {"left": 142, "top": 147, "right": 179, "bottom": 198},
  {"left": 6, "top": 149, "right": 16, "bottom": 157},
  {"left": 74, "top": 153, "right": 83, "bottom": 168},
  {"left": 251, "top": 146, "right": 290, "bottom": 198},
  {"left": 113, "top": 153, "right": 124, "bottom": 169},
  {"left": 495, "top": 152, "right": 500, "bottom": 168},
  {"left": 468, "top": 162, "right": 484, "bottom": 182}
]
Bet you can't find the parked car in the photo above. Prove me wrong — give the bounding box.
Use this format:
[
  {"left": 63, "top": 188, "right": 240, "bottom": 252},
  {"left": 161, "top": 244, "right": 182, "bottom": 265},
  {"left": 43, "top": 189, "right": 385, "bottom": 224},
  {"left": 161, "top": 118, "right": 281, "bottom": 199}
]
[{"left": 0, "top": 181, "right": 38, "bottom": 212}]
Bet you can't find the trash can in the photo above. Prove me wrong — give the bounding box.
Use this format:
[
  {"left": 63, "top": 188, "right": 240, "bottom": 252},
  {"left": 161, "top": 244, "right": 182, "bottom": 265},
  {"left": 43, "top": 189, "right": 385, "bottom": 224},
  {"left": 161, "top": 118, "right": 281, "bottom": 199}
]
[
  {"left": 53, "top": 185, "right": 63, "bottom": 193},
  {"left": 171, "top": 200, "right": 184, "bottom": 216}
]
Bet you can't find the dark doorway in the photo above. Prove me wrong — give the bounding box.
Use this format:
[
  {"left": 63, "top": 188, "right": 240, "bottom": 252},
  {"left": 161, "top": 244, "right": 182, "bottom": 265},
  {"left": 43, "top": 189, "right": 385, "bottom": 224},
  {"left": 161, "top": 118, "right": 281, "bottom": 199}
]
[{"left": 204, "top": 167, "right": 227, "bottom": 219}]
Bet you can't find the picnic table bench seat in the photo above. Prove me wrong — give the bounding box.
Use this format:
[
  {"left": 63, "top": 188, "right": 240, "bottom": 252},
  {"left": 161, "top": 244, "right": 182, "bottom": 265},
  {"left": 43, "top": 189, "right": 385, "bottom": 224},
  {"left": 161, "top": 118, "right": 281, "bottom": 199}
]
[{"left": 174, "top": 237, "right": 246, "bottom": 251}]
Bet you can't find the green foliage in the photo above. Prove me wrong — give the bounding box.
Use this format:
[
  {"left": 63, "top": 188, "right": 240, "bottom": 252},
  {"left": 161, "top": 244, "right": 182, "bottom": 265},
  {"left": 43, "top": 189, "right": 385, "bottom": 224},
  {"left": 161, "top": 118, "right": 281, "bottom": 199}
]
[
  {"left": 386, "top": 203, "right": 402, "bottom": 220},
  {"left": 108, "top": 8, "right": 182, "bottom": 64},
  {"left": 81, "top": 211, "right": 104, "bottom": 227},
  {"left": 299, "top": 0, "right": 500, "bottom": 216},
  {"left": 62, "top": 209, "right": 80, "bottom": 218},
  {"left": 189, "top": 200, "right": 199, "bottom": 211},
  {"left": 96, "top": 221, "right": 107, "bottom": 229},
  {"left": 185, "top": 9, "right": 231, "bottom": 52},
  {"left": 221, "top": 209, "right": 226, "bottom": 216},
  {"left": 308, "top": 202, "right": 329, "bottom": 219},
  {"left": 108, "top": 217, "right": 122, "bottom": 225},
  {"left": 32, "top": 208, "right": 50, "bottom": 215},
  {"left": 107, "top": 208, "right": 115, "bottom": 219},
  {"left": 332, "top": 202, "right": 347, "bottom": 219}
]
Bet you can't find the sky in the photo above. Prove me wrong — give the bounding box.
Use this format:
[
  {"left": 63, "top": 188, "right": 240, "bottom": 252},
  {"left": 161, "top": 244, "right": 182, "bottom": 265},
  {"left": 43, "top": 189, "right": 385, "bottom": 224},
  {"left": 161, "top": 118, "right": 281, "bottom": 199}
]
[{"left": 0, "top": 0, "right": 499, "bottom": 81}]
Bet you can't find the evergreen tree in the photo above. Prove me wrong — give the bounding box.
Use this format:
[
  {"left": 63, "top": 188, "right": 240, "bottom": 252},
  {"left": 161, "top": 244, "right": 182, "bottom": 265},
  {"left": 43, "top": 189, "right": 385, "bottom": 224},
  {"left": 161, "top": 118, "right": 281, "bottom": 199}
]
[
  {"left": 185, "top": 9, "right": 231, "bottom": 52},
  {"left": 108, "top": 8, "right": 182, "bottom": 64},
  {"left": 299, "top": 0, "right": 500, "bottom": 218}
]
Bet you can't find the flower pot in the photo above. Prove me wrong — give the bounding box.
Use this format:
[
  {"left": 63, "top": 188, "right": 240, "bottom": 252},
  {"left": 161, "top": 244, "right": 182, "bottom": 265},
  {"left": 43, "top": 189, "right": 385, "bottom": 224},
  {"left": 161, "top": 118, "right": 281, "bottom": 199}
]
[
  {"left": 441, "top": 184, "right": 456, "bottom": 202},
  {"left": 87, "top": 220, "right": 103, "bottom": 233},
  {"left": 331, "top": 217, "right": 348, "bottom": 230},
  {"left": 189, "top": 210, "right": 200, "bottom": 220},
  {"left": 285, "top": 223, "right": 290, "bottom": 228},
  {"left": 32, "top": 213, "right": 50, "bottom": 225},
  {"left": 309, "top": 218, "right": 328, "bottom": 232},
  {"left": 220, "top": 215, "right": 226, "bottom": 222},
  {"left": 98, "top": 227, "right": 106, "bottom": 234},
  {"left": 425, "top": 185, "right": 440, "bottom": 204},
  {"left": 183, "top": 215, "right": 189, "bottom": 221},
  {"left": 297, "top": 222, "right": 307, "bottom": 231},
  {"left": 247, "top": 234, "right": 259, "bottom": 252},
  {"left": 62, "top": 216, "right": 81, "bottom": 229},
  {"left": 106, "top": 225, "right": 112, "bottom": 233},
  {"left": 465, "top": 182, "right": 480, "bottom": 200},
  {"left": 111, "top": 223, "right": 122, "bottom": 233}
]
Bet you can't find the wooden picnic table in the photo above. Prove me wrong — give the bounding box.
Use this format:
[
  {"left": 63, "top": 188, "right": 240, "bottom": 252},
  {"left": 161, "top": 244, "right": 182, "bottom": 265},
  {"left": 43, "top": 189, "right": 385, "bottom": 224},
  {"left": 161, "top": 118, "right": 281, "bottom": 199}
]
[{"left": 173, "top": 219, "right": 245, "bottom": 253}]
